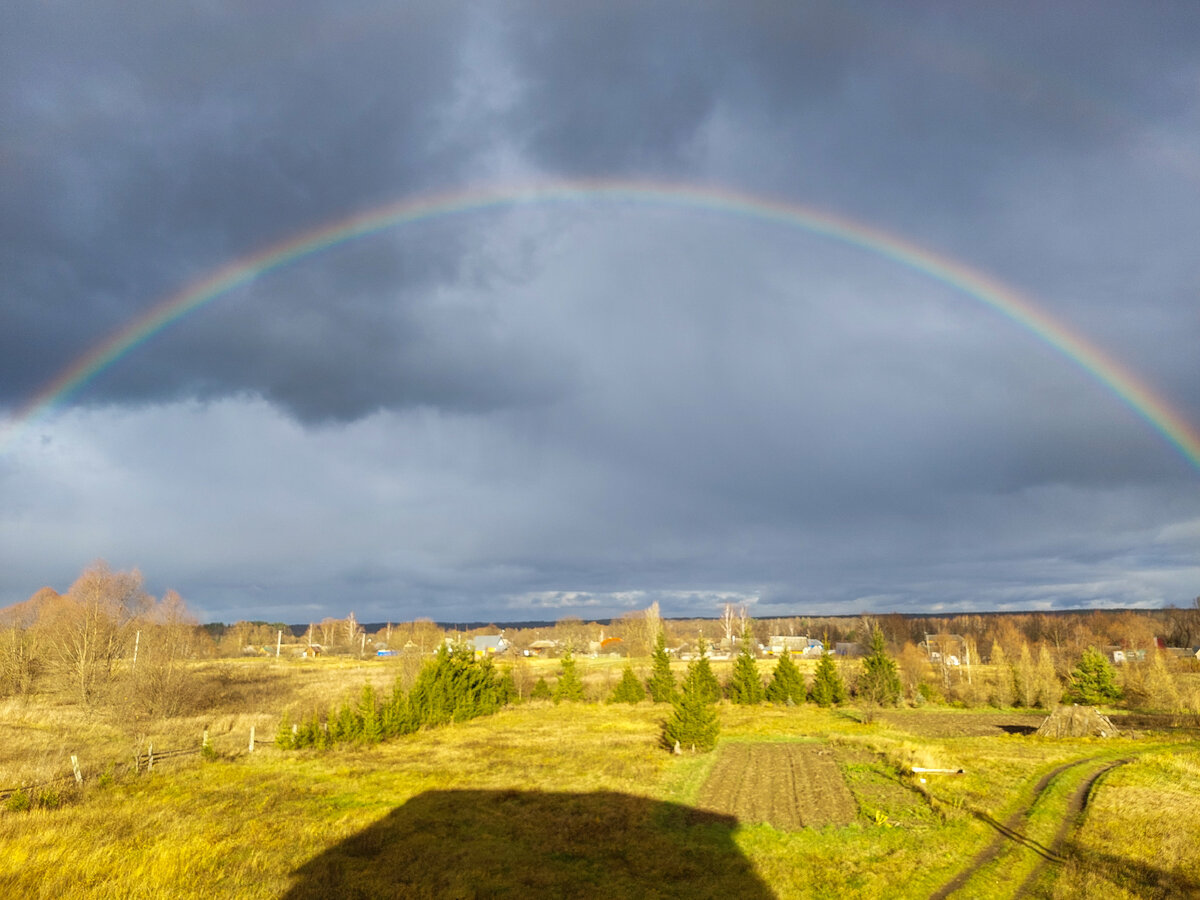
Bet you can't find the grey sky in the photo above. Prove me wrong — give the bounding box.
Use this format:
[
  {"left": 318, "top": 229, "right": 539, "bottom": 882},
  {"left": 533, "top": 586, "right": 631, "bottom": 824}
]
[{"left": 2, "top": 1, "right": 1198, "bottom": 623}]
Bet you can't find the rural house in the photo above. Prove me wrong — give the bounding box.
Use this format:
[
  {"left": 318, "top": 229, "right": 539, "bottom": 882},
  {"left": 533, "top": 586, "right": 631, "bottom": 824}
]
[
  {"left": 472, "top": 634, "right": 508, "bottom": 657},
  {"left": 768, "top": 635, "right": 813, "bottom": 657}
]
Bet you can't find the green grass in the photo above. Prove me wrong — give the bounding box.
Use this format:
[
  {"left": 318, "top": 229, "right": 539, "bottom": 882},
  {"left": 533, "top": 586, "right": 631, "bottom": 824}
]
[{"left": 1, "top": 659, "right": 1198, "bottom": 898}]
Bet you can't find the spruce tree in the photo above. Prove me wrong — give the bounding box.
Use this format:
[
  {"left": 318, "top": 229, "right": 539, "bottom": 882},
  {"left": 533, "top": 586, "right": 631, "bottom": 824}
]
[
  {"left": 646, "top": 630, "right": 677, "bottom": 703},
  {"left": 692, "top": 636, "right": 722, "bottom": 704},
  {"left": 381, "top": 680, "right": 412, "bottom": 737},
  {"left": 359, "top": 684, "right": 382, "bottom": 743},
  {"left": 496, "top": 667, "right": 519, "bottom": 706},
  {"left": 607, "top": 665, "right": 647, "bottom": 704},
  {"left": 809, "top": 646, "right": 847, "bottom": 707},
  {"left": 857, "top": 626, "right": 901, "bottom": 707},
  {"left": 661, "top": 656, "right": 721, "bottom": 752},
  {"left": 553, "top": 648, "right": 585, "bottom": 703},
  {"left": 726, "top": 628, "right": 764, "bottom": 704},
  {"left": 530, "top": 676, "right": 552, "bottom": 701},
  {"left": 765, "top": 653, "right": 807, "bottom": 705},
  {"left": 336, "top": 696, "right": 362, "bottom": 740},
  {"left": 1066, "top": 647, "right": 1121, "bottom": 705},
  {"left": 275, "top": 710, "right": 295, "bottom": 749}
]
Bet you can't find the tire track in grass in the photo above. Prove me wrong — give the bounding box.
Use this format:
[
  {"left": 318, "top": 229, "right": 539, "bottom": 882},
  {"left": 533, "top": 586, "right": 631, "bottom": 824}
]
[
  {"left": 931, "top": 757, "right": 1098, "bottom": 900},
  {"left": 1013, "top": 758, "right": 1131, "bottom": 898}
]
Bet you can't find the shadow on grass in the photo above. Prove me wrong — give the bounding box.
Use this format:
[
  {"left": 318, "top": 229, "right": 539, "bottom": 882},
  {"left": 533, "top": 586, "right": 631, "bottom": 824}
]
[
  {"left": 998, "top": 724, "right": 1037, "bottom": 735},
  {"left": 282, "top": 789, "right": 776, "bottom": 899},
  {"left": 1061, "top": 843, "right": 1200, "bottom": 898}
]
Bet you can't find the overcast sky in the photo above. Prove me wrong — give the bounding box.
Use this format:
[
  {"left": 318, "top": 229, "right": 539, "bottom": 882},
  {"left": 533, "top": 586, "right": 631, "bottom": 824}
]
[{"left": 2, "top": 1, "right": 1198, "bottom": 624}]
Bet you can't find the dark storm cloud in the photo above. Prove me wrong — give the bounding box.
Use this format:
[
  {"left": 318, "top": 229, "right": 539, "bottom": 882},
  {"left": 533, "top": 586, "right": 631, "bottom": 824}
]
[
  {"left": 1, "top": 2, "right": 1198, "bottom": 621},
  {"left": 1, "top": 1, "right": 494, "bottom": 413}
]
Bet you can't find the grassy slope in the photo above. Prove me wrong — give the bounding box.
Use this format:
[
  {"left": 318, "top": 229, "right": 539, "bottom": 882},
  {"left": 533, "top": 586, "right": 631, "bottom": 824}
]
[{"left": 0, "top": 659, "right": 1197, "bottom": 898}]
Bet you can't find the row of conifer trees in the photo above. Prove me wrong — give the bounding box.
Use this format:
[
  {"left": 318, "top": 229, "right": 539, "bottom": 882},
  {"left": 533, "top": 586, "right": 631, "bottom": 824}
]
[
  {"left": 274, "top": 627, "right": 903, "bottom": 753},
  {"left": 277, "top": 643, "right": 516, "bottom": 749},
  {"left": 610, "top": 627, "right": 898, "bottom": 709}
]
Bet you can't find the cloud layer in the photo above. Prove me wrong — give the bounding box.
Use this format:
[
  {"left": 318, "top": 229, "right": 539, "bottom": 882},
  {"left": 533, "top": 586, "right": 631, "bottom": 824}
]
[{"left": 2, "top": 2, "right": 1198, "bottom": 621}]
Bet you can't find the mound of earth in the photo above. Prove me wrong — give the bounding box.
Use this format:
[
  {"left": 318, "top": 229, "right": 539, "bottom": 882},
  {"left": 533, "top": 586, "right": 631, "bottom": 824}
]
[{"left": 1035, "top": 705, "right": 1117, "bottom": 738}]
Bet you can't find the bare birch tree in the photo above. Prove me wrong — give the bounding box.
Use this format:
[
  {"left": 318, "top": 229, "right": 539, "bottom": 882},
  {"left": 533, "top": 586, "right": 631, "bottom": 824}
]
[{"left": 38, "top": 562, "right": 148, "bottom": 705}]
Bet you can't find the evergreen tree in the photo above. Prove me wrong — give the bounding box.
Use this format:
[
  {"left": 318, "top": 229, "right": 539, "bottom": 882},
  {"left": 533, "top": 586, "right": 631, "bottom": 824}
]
[
  {"left": 809, "top": 646, "right": 847, "bottom": 707},
  {"left": 692, "top": 636, "right": 722, "bottom": 704},
  {"left": 275, "top": 710, "right": 295, "bottom": 749},
  {"left": 646, "top": 630, "right": 677, "bottom": 703},
  {"left": 295, "top": 710, "right": 325, "bottom": 749},
  {"left": 381, "top": 680, "right": 412, "bottom": 737},
  {"left": 661, "top": 656, "right": 721, "bottom": 752},
  {"left": 327, "top": 703, "right": 347, "bottom": 742},
  {"left": 607, "top": 665, "right": 647, "bottom": 704},
  {"left": 496, "top": 666, "right": 519, "bottom": 706},
  {"left": 765, "top": 653, "right": 807, "bottom": 705},
  {"left": 553, "top": 648, "right": 585, "bottom": 703},
  {"left": 407, "top": 643, "right": 458, "bottom": 726},
  {"left": 857, "top": 626, "right": 901, "bottom": 707},
  {"left": 407, "top": 643, "right": 507, "bottom": 726},
  {"left": 530, "top": 676, "right": 552, "bottom": 701},
  {"left": 1066, "top": 647, "right": 1121, "bottom": 705},
  {"left": 359, "top": 684, "right": 382, "bottom": 743},
  {"left": 336, "top": 696, "right": 362, "bottom": 741},
  {"left": 725, "top": 628, "right": 764, "bottom": 704}
]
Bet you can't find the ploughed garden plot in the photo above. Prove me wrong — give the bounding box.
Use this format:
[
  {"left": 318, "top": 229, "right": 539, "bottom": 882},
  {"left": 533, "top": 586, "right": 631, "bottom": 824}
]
[{"left": 697, "top": 742, "right": 857, "bottom": 829}]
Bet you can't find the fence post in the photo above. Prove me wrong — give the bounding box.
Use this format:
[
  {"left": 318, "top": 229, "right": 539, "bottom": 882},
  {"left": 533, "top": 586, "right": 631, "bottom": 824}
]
[
  {"left": 248, "top": 725, "right": 255, "bottom": 753},
  {"left": 202, "top": 729, "right": 209, "bottom": 751},
  {"left": 71, "top": 755, "right": 83, "bottom": 785},
  {"left": 147, "top": 743, "right": 154, "bottom": 771}
]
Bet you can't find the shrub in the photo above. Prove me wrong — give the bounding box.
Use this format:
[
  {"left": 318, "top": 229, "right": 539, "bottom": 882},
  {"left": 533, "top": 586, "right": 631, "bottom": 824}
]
[
  {"left": 5, "top": 790, "right": 31, "bottom": 813},
  {"left": 530, "top": 676, "right": 552, "bottom": 701},
  {"left": 36, "top": 789, "right": 61, "bottom": 810}
]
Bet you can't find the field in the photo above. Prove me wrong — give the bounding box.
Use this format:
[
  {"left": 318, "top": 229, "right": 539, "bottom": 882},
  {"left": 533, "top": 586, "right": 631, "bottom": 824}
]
[
  {"left": 697, "top": 742, "right": 857, "bottom": 828},
  {"left": 1, "top": 655, "right": 1199, "bottom": 899}
]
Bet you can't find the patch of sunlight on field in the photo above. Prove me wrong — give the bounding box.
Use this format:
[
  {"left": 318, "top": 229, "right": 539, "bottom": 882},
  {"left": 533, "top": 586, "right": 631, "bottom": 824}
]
[
  {"left": 1059, "top": 747, "right": 1200, "bottom": 897},
  {"left": 734, "top": 819, "right": 976, "bottom": 899},
  {"left": 3, "top": 689, "right": 1199, "bottom": 900},
  {"left": 0, "top": 702, "right": 676, "bottom": 900}
]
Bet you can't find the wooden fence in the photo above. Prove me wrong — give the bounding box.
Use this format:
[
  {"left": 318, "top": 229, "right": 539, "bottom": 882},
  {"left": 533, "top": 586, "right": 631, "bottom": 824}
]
[{"left": 0, "top": 725, "right": 270, "bottom": 804}]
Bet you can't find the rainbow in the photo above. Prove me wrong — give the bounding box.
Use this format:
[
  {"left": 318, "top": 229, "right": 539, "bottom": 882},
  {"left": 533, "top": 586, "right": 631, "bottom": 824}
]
[{"left": 3, "top": 180, "right": 1199, "bottom": 471}]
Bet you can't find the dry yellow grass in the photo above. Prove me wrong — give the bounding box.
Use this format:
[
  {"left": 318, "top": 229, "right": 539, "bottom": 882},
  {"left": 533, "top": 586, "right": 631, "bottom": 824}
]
[{"left": 1, "top": 656, "right": 1198, "bottom": 898}]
